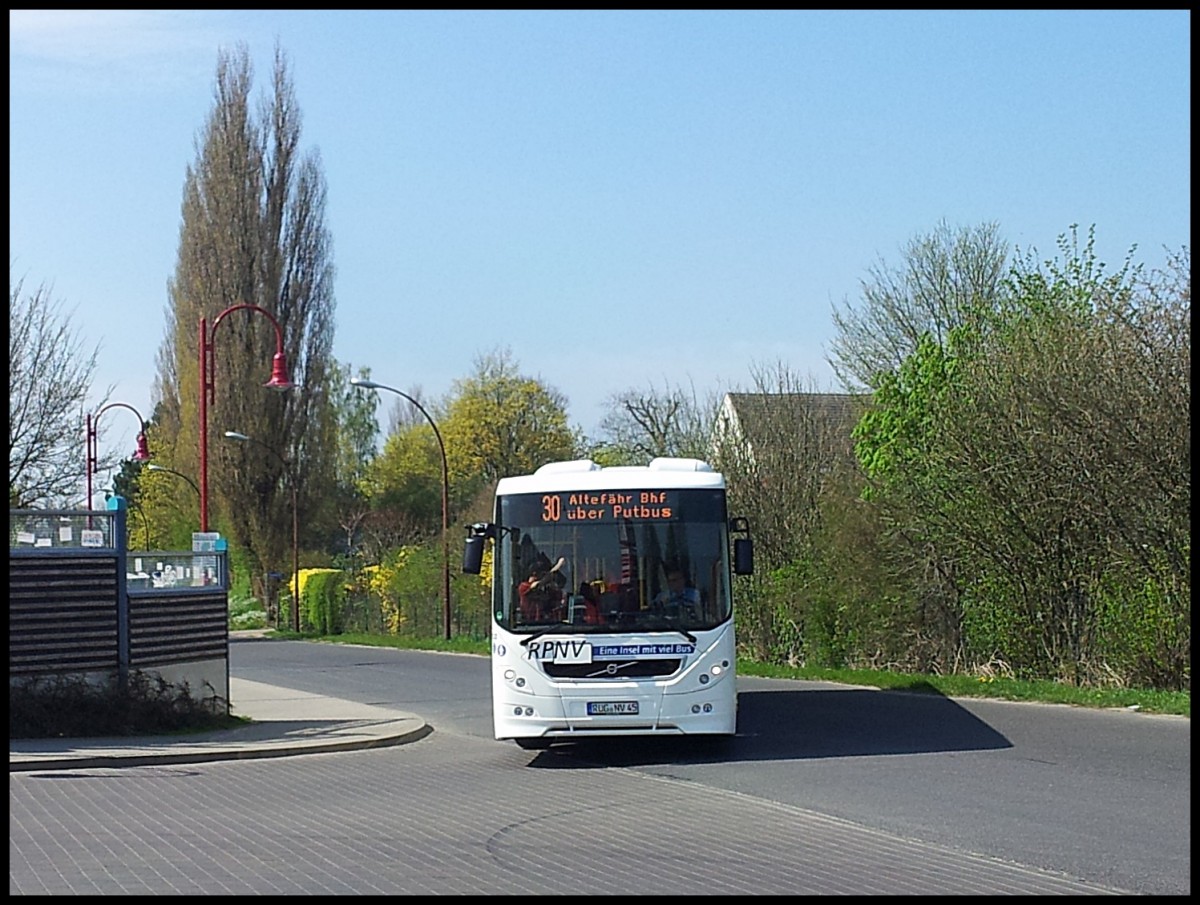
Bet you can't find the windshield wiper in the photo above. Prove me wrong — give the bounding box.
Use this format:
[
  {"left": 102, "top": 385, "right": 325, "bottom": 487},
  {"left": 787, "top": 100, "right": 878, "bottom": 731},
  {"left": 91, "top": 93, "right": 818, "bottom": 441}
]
[
  {"left": 519, "top": 622, "right": 696, "bottom": 647},
  {"left": 518, "top": 623, "right": 608, "bottom": 647},
  {"left": 637, "top": 619, "right": 697, "bottom": 643}
]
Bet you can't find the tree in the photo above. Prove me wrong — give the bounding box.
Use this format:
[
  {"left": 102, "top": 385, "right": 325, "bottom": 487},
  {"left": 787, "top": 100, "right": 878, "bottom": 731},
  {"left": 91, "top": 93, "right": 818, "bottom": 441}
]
[
  {"left": 709, "top": 362, "right": 867, "bottom": 661},
  {"left": 851, "top": 332, "right": 968, "bottom": 669},
  {"left": 592, "top": 378, "right": 720, "bottom": 465},
  {"left": 440, "top": 347, "right": 577, "bottom": 491},
  {"left": 715, "top": 362, "right": 865, "bottom": 571},
  {"left": 323, "top": 360, "right": 379, "bottom": 558},
  {"left": 361, "top": 418, "right": 445, "bottom": 549},
  {"left": 383, "top": 383, "right": 429, "bottom": 437},
  {"left": 153, "top": 42, "right": 337, "bottom": 603},
  {"left": 342, "top": 375, "right": 450, "bottom": 561},
  {"left": 854, "top": 227, "right": 1190, "bottom": 686},
  {"left": 828, "top": 220, "right": 1009, "bottom": 391},
  {"left": 818, "top": 218, "right": 1010, "bottom": 670},
  {"left": 9, "top": 275, "right": 109, "bottom": 507}
]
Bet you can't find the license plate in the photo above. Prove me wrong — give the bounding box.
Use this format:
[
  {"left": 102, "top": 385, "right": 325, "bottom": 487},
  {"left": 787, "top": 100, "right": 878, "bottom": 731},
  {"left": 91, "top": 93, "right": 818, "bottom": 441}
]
[{"left": 587, "top": 701, "right": 638, "bottom": 716}]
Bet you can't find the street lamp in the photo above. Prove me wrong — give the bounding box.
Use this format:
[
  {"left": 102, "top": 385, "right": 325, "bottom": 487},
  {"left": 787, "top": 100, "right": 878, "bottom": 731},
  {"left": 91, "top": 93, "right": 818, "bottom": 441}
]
[
  {"left": 349, "top": 377, "right": 451, "bottom": 640},
  {"left": 198, "top": 303, "right": 294, "bottom": 532},
  {"left": 146, "top": 463, "right": 201, "bottom": 499},
  {"left": 224, "top": 430, "right": 300, "bottom": 633},
  {"left": 105, "top": 488, "right": 151, "bottom": 550},
  {"left": 86, "top": 402, "right": 152, "bottom": 511}
]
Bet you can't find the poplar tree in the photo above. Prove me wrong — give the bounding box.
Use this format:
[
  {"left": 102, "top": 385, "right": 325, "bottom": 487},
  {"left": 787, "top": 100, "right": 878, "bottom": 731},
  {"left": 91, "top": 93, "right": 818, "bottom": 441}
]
[{"left": 154, "top": 43, "right": 337, "bottom": 606}]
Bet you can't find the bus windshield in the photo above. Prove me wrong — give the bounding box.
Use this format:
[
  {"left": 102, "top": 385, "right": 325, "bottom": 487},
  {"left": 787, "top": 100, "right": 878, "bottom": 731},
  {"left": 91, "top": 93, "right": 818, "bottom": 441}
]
[{"left": 494, "top": 488, "right": 732, "bottom": 634}]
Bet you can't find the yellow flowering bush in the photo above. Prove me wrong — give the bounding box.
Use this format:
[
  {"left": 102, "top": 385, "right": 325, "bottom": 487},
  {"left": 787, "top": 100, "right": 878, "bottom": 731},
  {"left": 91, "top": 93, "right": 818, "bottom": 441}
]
[{"left": 346, "top": 541, "right": 495, "bottom": 640}]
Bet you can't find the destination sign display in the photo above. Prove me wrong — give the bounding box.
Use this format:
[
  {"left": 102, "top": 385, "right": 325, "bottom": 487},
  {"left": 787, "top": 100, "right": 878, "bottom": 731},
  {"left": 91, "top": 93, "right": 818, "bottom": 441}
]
[
  {"left": 540, "top": 491, "right": 673, "bottom": 523},
  {"left": 499, "top": 488, "right": 726, "bottom": 527}
]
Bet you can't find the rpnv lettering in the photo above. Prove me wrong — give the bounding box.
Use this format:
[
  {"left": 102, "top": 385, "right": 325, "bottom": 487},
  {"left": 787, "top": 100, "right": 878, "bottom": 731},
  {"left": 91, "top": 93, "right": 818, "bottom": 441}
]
[{"left": 525, "top": 639, "right": 591, "bottom": 662}]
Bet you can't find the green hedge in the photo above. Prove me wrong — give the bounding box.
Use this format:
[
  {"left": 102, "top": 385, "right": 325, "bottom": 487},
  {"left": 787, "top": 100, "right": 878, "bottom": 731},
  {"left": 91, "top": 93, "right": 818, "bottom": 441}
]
[{"left": 301, "top": 568, "right": 347, "bottom": 635}]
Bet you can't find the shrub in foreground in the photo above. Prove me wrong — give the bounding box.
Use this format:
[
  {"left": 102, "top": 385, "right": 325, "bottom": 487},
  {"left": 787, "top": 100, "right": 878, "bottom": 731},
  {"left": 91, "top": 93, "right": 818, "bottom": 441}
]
[{"left": 10, "top": 670, "right": 234, "bottom": 739}]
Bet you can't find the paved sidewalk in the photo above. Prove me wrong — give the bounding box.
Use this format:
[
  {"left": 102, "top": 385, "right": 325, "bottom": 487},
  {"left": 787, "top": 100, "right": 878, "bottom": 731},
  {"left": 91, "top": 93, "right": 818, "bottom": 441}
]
[{"left": 9, "top": 677, "right": 431, "bottom": 772}]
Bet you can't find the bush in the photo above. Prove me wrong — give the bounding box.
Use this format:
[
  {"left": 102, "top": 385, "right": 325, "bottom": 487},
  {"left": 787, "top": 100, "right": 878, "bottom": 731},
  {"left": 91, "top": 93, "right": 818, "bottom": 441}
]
[
  {"left": 228, "top": 592, "right": 268, "bottom": 630},
  {"left": 10, "top": 670, "right": 235, "bottom": 739},
  {"left": 300, "top": 568, "right": 347, "bottom": 635}
]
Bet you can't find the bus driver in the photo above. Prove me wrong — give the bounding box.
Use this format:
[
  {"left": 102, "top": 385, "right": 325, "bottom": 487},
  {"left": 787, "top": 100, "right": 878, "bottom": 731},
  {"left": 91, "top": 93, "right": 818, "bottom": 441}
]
[{"left": 655, "top": 564, "right": 700, "bottom": 618}]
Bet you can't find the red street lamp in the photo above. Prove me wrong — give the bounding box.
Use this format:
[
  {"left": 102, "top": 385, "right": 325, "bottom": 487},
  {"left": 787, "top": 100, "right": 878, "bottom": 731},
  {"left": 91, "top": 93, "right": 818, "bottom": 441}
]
[
  {"left": 224, "top": 430, "right": 300, "bottom": 633},
  {"left": 86, "top": 402, "right": 152, "bottom": 511},
  {"left": 349, "top": 377, "right": 451, "bottom": 640},
  {"left": 198, "top": 303, "right": 293, "bottom": 532}
]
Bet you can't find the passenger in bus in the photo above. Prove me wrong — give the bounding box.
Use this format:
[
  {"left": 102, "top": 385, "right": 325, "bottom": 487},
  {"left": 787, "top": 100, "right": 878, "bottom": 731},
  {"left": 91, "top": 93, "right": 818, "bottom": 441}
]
[
  {"left": 578, "top": 580, "right": 604, "bottom": 625},
  {"left": 655, "top": 564, "right": 700, "bottom": 617},
  {"left": 609, "top": 581, "right": 639, "bottom": 618},
  {"left": 551, "top": 548, "right": 575, "bottom": 591},
  {"left": 519, "top": 557, "right": 566, "bottom": 622}
]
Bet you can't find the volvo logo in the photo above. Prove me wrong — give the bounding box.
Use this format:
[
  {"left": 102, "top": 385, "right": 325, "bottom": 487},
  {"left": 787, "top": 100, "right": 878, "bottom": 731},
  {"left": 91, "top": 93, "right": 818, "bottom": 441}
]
[{"left": 584, "top": 660, "right": 639, "bottom": 679}]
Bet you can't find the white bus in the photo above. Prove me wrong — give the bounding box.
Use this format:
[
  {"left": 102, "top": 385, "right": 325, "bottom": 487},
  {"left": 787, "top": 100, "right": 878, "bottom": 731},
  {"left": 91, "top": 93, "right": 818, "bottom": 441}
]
[{"left": 463, "top": 457, "right": 753, "bottom": 749}]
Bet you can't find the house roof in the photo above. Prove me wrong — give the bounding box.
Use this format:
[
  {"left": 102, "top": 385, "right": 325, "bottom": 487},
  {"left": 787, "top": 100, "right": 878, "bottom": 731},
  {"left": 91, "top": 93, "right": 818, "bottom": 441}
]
[{"left": 718, "top": 392, "right": 867, "bottom": 455}]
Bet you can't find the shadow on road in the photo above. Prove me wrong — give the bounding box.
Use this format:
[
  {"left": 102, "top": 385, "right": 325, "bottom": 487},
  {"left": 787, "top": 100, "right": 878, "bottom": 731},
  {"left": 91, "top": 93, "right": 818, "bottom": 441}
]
[{"left": 535, "top": 687, "right": 1012, "bottom": 768}]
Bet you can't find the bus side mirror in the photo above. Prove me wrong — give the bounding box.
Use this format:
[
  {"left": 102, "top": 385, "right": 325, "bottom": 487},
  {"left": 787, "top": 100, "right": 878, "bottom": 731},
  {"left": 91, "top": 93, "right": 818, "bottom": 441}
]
[
  {"left": 463, "top": 537, "right": 485, "bottom": 574},
  {"left": 462, "top": 522, "right": 495, "bottom": 575},
  {"left": 734, "top": 537, "right": 753, "bottom": 575},
  {"left": 729, "top": 516, "right": 753, "bottom": 575}
]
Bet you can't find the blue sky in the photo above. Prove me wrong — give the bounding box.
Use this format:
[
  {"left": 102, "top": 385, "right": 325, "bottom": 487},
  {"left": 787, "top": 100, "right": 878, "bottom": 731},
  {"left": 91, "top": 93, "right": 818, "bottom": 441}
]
[{"left": 9, "top": 10, "right": 1191, "bottom": 460}]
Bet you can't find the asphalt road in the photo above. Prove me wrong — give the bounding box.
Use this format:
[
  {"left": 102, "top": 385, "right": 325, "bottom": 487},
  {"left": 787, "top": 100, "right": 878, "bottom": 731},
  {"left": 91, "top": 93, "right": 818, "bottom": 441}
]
[{"left": 9, "top": 637, "right": 1190, "bottom": 895}]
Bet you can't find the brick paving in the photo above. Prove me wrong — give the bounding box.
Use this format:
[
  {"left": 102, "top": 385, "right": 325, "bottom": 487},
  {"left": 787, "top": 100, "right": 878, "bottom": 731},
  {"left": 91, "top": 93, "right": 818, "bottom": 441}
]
[{"left": 10, "top": 731, "right": 1127, "bottom": 895}]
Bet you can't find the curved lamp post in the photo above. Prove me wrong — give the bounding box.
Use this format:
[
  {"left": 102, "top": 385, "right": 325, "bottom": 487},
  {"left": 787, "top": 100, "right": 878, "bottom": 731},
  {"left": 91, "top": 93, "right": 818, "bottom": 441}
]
[
  {"left": 349, "top": 377, "right": 451, "bottom": 640},
  {"left": 146, "top": 463, "right": 201, "bottom": 499},
  {"left": 108, "top": 490, "right": 151, "bottom": 550},
  {"left": 86, "top": 402, "right": 152, "bottom": 511},
  {"left": 224, "top": 430, "right": 300, "bottom": 633},
  {"left": 198, "top": 303, "right": 294, "bottom": 532}
]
